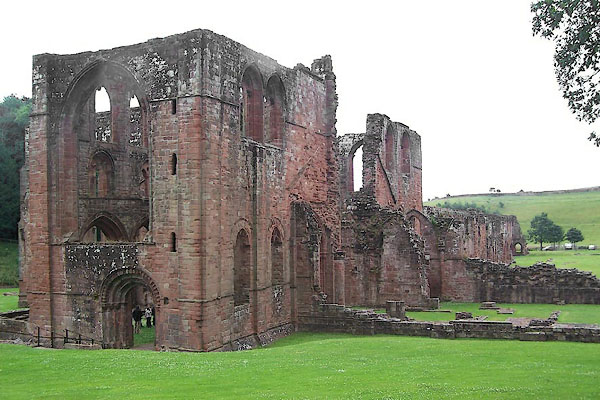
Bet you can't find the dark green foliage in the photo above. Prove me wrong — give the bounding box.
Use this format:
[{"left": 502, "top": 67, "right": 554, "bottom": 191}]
[
  {"left": 0, "top": 241, "right": 18, "bottom": 286},
  {"left": 0, "top": 95, "right": 31, "bottom": 240},
  {"left": 566, "top": 227, "right": 585, "bottom": 244},
  {"left": 531, "top": 0, "right": 600, "bottom": 144},
  {"left": 435, "top": 201, "right": 498, "bottom": 214},
  {"left": 528, "top": 212, "right": 564, "bottom": 250},
  {"left": 548, "top": 223, "right": 565, "bottom": 244}
]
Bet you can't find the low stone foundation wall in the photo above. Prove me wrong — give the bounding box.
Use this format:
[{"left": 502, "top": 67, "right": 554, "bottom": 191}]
[
  {"left": 298, "top": 303, "right": 600, "bottom": 343},
  {"left": 0, "top": 317, "right": 31, "bottom": 344},
  {"left": 465, "top": 260, "right": 600, "bottom": 304}
]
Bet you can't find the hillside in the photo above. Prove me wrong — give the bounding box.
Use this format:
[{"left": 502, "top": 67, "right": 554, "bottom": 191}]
[{"left": 425, "top": 189, "right": 600, "bottom": 246}]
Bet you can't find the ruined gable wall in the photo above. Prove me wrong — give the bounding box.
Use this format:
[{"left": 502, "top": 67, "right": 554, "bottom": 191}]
[
  {"left": 422, "top": 206, "right": 527, "bottom": 301},
  {"left": 341, "top": 197, "right": 431, "bottom": 307}
]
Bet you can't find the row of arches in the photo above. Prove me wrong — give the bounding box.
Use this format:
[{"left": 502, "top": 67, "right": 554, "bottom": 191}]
[
  {"left": 93, "top": 86, "right": 145, "bottom": 147},
  {"left": 240, "top": 66, "right": 286, "bottom": 145},
  {"left": 233, "top": 226, "right": 284, "bottom": 306},
  {"left": 346, "top": 128, "right": 412, "bottom": 193},
  {"left": 80, "top": 213, "right": 149, "bottom": 243},
  {"left": 87, "top": 150, "right": 149, "bottom": 198}
]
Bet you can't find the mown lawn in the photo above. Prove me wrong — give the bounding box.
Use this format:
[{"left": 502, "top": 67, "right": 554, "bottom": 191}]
[
  {"left": 1, "top": 333, "right": 599, "bottom": 399},
  {"left": 425, "top": 190, "right": 600, "bottom": 246},
  {"left": 0, "top": 241, "right": 18, "bottom": 286},
  {"left": 0, "top": 287, "right": 19, "bottom": 312},
  {"left": 407, "top": 302, "right": 600, "bottom": 325},
  {"left": 515, "top": 250, "right": 600, "bottom": 277}
]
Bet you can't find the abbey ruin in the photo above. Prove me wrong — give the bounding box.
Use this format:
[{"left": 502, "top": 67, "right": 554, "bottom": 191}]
[{"left": 20, "top": 28, "right": 598, "bottom": 351}]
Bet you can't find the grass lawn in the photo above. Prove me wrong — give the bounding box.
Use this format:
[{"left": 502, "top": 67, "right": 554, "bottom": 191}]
[
  {"left": 134, "top": 325, "right": 155, "bottom": 347},
  {"left": 515, "top": 250, "right": 600, "bottom": 277},
  {"left": 425, "top": 190, "right": 600, "bottom": 246},
  {"left": 0, "top": 241, "right": 18, "bottom": 286},
  {"left": 1, "top": 333, "right": 599, "bottom": 399},
  {"left": 0, "top": 287, "right": 19, "bottom": 312},
  {"left": 407, "top": 302, "right": 600, "bottom": 325}
]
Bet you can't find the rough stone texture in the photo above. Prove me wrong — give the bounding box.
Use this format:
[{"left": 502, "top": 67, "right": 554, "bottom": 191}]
[
  {"left": 460, "top": 260, "right": 600, "bottom": 304},
  {"left": 19, "top": 27, "right": 538, "bottom": 351},
  {"left": 299, "top": 303, "right": 600, "bottom": 343},
  {"left": 405, "top": 206, "right": 528, "bottom": 300},
  {"left": 22, "top": 28, "right": 342, "bottom": 351}
]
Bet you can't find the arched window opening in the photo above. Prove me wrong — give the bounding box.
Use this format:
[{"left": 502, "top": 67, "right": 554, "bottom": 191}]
[
  {"left": 88, "top": 152, "right": 113, "bottom": 197},
  {"left": 385, "top": 126, "right": 394, "bottom": 172},
  {"left": 240, "top": 67, "right": 264, "bottom": 142},
  {"left": 266, "top": 76, "right": 285, "bottom": 146},
  {"left": 170, "top": 232, "right": 177, "bottom": 252},
  {"left": 401, "top": 133, "right": 411, "bottom": 174},
  {"left": 515, "top": 242, "right": 523, "bottom": 254},
  {"left": 234, "top": 230, "right": 251, "bottom": 306},
  {"left": 271, "top": 228, "right": 284, "bottom": 286},
  {"left": 129, "top": 95, "right": 142, "bottom": 147},
  {"left": 171, "top": 154, "right": 177, "bottom": 176},
  {"left": 82, "top": 215, "right": 126, "bottom": 243},
  {"left": 95, "top": 87, "right": 112, "bottom": 142},
  {"left": 129, "top": 96, "right": 140, "bottom": 108},
  {"left": 139, "top": 161, "right": 149, "bottom": 197},
  {"left": 352, "top": 145, "right": 364, "bottom": 192}
]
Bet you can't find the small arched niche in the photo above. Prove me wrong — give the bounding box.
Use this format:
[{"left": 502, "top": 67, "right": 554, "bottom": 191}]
[
  {"left": 271, "top": 228, "right": 284, "bottom": 286},
  {"left": 88, "top": 151, "right": 114, "bottom": 197},
  {"left": 234, "top": 229, "right": 251, "bottom": 306}
]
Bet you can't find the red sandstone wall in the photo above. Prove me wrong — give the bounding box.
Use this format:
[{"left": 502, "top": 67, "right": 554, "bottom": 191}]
[{"left": 24, "top": 29, "right": 340, "bottom": 351}]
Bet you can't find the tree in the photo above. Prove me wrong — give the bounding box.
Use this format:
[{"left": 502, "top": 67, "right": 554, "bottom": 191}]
[
  {"left": 565, "top": 227, "right": 585, "bottom": 247},
  {"left": 531, "top": 1, "right": 600, "bottom": 144},
  {"left": 0, "top": 95, "right": 31, "bottom": 240},
  {"left": 528, "top": 212, "right": 562, "bottom": 250},
  {"left": 548, "top": 223, "right": 565, "bottom": 246}
]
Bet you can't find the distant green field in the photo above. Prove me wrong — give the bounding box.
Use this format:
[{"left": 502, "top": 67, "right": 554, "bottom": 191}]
[
  {"left": 407, "top": 301, "right": 600, "bottom": 325},
  {"left": 0, "top": 241, "right": 18, "bottom": 286},
  {"left": 0, "top": 287, "right": 19, "bottom": 312},
  {"left": 516, "top": 250, "right": 600, "bottom": 277},
  {"left": 1, "top": 333, "right": 600, "bottom": 399},
  {"left": 425, "top": 190, "right": 600, "bottom": 246}
]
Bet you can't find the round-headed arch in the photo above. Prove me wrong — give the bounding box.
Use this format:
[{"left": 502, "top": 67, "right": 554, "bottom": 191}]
[{"left": 100, "top": 266, "right": 161, "bottom": 308}]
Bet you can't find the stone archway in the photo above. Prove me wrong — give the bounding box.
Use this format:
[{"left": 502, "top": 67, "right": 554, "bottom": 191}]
[{"left": 99, "top": 267, "right": 160, "bottom": 349}]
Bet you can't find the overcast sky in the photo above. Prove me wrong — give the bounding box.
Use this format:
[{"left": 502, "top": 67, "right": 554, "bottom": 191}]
[{"left": 2, "top": 0, "right": 598, "bottom": 200}]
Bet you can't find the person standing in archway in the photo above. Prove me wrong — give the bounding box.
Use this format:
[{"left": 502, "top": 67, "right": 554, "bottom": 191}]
[
  {"left": 132, "top": 305, "right": 143, "bottom": 334},
  {"left": 144, "top": 305, "right": 152, "bottom": 328}
]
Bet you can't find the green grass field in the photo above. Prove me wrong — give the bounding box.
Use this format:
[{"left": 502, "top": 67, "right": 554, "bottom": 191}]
[
  {"left": 0, "top": 241, "right": 18, "bottom": 286},
  {"left": 425, "top": 190, "right": 600, "bottom": 246},
  {"left": 1, "top": 333, "right": 599, "bottom": 399},
  {"left": 515, "top": 250, "right": 600, "bottom": 277},
  {"left": 407, "top": 302, "right": 600, "bottom": 324},
  {"left": 0, "top": 287, "right": 19, "bottom": 312}
]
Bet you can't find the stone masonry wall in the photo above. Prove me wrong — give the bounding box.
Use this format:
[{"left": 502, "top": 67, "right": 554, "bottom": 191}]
[
  {"left": 24, "top": 28, "right": 340, "bottom": 351},
  {"left": 460, "top": 259, "right": 600, "bottom": 304}
]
